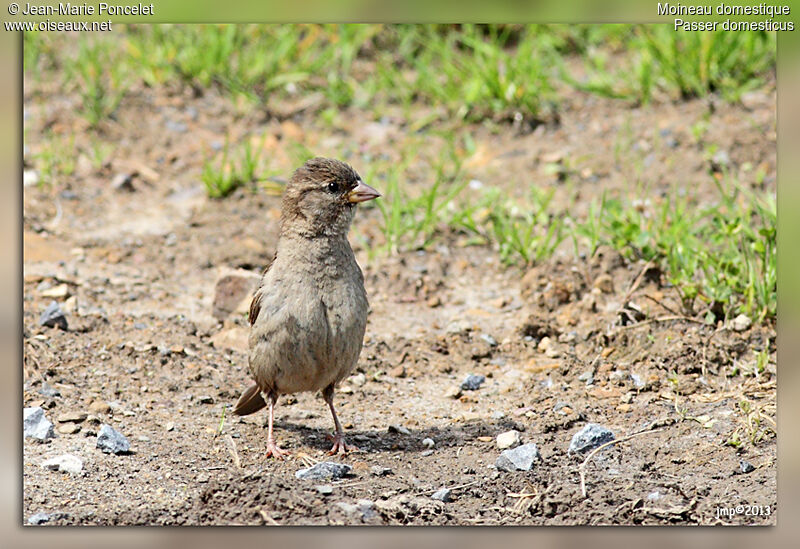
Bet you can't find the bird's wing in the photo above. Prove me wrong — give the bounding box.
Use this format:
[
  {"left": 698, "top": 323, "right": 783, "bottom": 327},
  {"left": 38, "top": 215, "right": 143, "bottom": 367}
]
[{"left": 249, "top": 251, "right": 277, "bottom": 326}]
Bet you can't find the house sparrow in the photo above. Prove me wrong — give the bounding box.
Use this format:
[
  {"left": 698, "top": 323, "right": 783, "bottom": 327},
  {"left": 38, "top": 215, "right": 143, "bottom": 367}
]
[{"left": 232, "top": 157, "right": 380, "bottom": 458}]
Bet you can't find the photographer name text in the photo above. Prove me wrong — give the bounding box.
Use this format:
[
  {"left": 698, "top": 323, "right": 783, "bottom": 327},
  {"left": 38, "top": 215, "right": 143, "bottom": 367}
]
[{"left": 20, "top": 2, "right": 154, "bottom": 16}]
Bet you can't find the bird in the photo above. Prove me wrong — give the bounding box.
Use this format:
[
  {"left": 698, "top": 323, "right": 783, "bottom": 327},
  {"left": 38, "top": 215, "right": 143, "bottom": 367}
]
[{"left": 232, "top": 157, "right": 380, "bottom": 459}]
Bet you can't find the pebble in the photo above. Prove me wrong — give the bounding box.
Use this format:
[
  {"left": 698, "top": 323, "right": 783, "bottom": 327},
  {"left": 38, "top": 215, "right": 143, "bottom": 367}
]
[
  {"left": 57, "top": 411, "right": 87, "bottom": 423},
  {"left": 420, "top": 450, "right": 434, "bottom": 457},
  {"left": 24, "top": 407, "right": 55, "bottom": 441},
  {"left": 295, "top": 462, "right": 352, "bottom": 481},
  {"left": 41, "top": 454, "right": 83, "bottom": 474},
  {"left": 41, "top": 284, "right": 69, "bottom": 299},
  {"left": 568, "top": 424, "right": 615, "bottom": 454},
  {"left": 388, "top": 424, "right": 411, "bottom": 435},
  {"left": 39, "top": 301, "right": 67, "bottom": 330},
  {"left": 421, "top": 438, "right": 435, "bottom": 449},
  {"left": 165, "top": 422, "right": 175, "bottom": 432},
  {"left": 370, "top": 465, "right": 393, "bottom": 476},
  {"left": 480, "top": 333, "right": 498, "bottom": 347},
  {"left": 27, "top": 512, "right": 51, "bottom": 525},
  {"left": 197, "top": 395, "right": 214, "bottom": 404},
  {"left": 496, "top": 430, "right": 521, "bottom": 450},
  {"left": 96, "top": 424, "right": 131, "bottom": 454},
  {"left": 88, "top": 401, "right": 111, "bottom": 415},
  {"left": 711, "top": 149, "right": 731, "bottom": 170},
  {"left": 593, "top": 274, "right": 614, "bottom": 293},
  {"left": 578, "top": 370, "right": 594, "bottom": 385},
  {"left": 431, "top": 488, "right": 452, "bottom": 502},
  {"left": 57, "top": 423, "right": 80, "bottom": 435},
  {"left": 349, "top": 373, "right": 367, "bottom": 387},
  {"left": 495, "top": 443, "right": 541, "bottom": 472},
  {"left": 647, "top": 491, "right": 663, "bottom": 501},
  {"left": 739, "top": 460, "right": 756, "bottom": 474},
  {"left": 38, "top": 383, "right": 60, "bottom": 398},
  {"left": 732, "top": 314, "right": 752, "bottom": 332},
  {"left": 444, "top": 386, "right": 462, "bottom": 399},
  {"left": 461, "top": 374, "right": 485, "bottom": 391},
  {"left": 111, "top": 173, "right": 135, "bottom": 191},
  {"left": 316, "top": 484, "right": 334, "bottom": 496}
]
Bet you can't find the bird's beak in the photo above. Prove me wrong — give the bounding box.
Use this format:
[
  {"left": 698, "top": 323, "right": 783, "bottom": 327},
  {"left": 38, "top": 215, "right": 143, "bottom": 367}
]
[{"left": 347, "top": 180, "right": 381, "bottom": 203}]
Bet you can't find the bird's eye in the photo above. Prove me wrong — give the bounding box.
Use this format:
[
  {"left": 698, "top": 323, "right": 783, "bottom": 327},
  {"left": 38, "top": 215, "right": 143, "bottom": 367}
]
[{"left": 327, "top": 181, "right": 339, "bottom": 193}]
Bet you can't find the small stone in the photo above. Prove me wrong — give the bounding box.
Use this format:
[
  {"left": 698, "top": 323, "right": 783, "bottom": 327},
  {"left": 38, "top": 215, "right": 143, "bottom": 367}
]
[
  {"left": 731, "top": 314, "right": 752, "bottom": 332},
  {"left": 336, "top": 502, "right": 359, "bottom": 514},
  {"left": 739, "top": 460, "right": 756, "bottom": 474},
  {"left": 578, "top": 370, "right": 594, "bottom": 385},
  {"left": 388, "top": 424, "right": 411, "bottom": 435},
  {"left": 197, "top": 395, "right": 214, "bottom": 405},
  {"left": 496, "top": 430, "right": 521, "bottom": 450},
  {"left": 57, "top": 423, "right": 80, "bottom": 435},
  {"left": 39, "top": 301, "right": 67, "bottom": 330},
  {"left": 431, "top": 488, "right": 452, "bottom": 502},
  {"left": 421, "top": 438, "right": 435, "bottom": 449},
  {"left": 316, "top": 484, "right": 334, "bottom": 496},
  {"left": 495, "top": 443, "right": 541, "bottom": 472},
  {"left": 41, "top": 284, "right": 69, "bottom": 299},
  {"left": 27, "top": 512, "right": 51, "bottom": 525},
  {"left": 370, "top": 465, "right": 393, "bottom": 476},
  {"left": 647, "top": 491, "right": 663, "bottom": 501},
  {"left": 568, "top": 424, "right": 615, "bottom": 454},
  {"left": 711, "top": 149, "right": 731, "bottom": 171},
  {"left": 420, "top": 449, "right": 434, "bottom": 457},
  {"left": 593, "top": 274, "right": 614, "bottom": 293},
  {"left": 88, "top": 401, "right": 111, "bottom": 415},
  {"left": 444, "top": 386, "right": 462, "bottom": 399},
  {"left": 480, "top": 333, "right": 498, "bottom": 347},
  {"left": 461, "top": 374, "right": 485, "bottom": 391},
  {"left": 111, "top": 173, "right": 135, "bottom": 191},
  {"left": 426, "top": 296, "right": 442, "bottom": 308},
  {"left": 41, "top": 454, "right": 83, "bottom": 474},
  {"left": 24, "top": 407, "right": 55, "bottom": 441},
  {"left": 295, "top": 462, "right": 352, "bottom": 481},
  {"left": 96, "top": 424, "right": 131, "bottom": 454},
  {"left": 357, "top": 499, "right": 377, "bottom": 519},
  {"left": 349, "top": 373, "right": 367, "bottom": 387},
  {"left": 37, "top": 383, "right": 60, "bottom": 398},
  {"left": 57, "top": 411, "right": 87, "bottom": 423},
  {"left": 537, "top": 336, "right": 552, "bottom": 353}
]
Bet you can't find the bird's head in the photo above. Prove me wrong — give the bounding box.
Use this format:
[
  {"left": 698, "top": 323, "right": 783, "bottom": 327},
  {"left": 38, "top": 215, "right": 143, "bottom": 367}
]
[{"left": 280, "top": 157, "right": 380, "bottom": 238}]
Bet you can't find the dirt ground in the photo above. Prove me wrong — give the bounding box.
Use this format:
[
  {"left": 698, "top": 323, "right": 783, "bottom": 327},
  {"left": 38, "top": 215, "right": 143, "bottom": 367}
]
[{"left": 22, "top": 67, "right": 776, "bottom": 525}]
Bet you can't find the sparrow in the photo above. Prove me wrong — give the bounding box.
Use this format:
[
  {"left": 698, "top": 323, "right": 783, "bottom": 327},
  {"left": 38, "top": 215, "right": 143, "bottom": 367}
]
[{"left": 232, "top": 157, "right": 380, "bottom": 458}]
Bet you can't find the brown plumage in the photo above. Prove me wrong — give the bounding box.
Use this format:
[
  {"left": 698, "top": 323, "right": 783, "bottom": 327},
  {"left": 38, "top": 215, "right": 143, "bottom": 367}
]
[{"left": 232, "top": 157, "right": 380, "bottom": 458}]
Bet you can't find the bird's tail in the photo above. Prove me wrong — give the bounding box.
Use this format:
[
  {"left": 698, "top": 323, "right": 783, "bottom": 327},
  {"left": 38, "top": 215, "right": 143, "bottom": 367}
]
[{"left": 233, "top": 383, "right": 267, "bottom": 416}]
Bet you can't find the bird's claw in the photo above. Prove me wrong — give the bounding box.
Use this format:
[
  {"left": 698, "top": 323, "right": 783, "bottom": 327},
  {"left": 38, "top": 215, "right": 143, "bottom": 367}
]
[
  {"left": 326, "top": 433, "right": 358, "bottom": 455},
  {"left": 265, "top": 439, "right": 290, "bottom": 460}
]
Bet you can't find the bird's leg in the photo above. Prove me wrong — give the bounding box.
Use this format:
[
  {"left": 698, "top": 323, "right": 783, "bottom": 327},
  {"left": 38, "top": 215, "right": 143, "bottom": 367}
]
[
  {"left": 264, "top": 392, "right": 289, "bottom": 459},
  {"left": 323, "top": 384, "right": 358, "bottom": 455}
]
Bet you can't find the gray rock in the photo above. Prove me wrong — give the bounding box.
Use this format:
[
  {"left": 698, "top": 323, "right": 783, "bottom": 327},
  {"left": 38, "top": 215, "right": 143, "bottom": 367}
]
[
  {"left": 578, "top": 370, "right": 594, "bottom": 385},
  {"left": 96, "top": 424, "right": 131, "bottom": 454},
  {"left": 315, "top": 484, "right": 333, "bottom": 495},
  {"left": 421, "top": 437, "right": 435, "bottom": 449},
  {"left": 420, "top": 449, "right": 434, "bottom": 457},
  {"left": 295, "top": 461, "right": 352, "bottom": 481},
  {"left": 27, "top": 512, "right": 51, "bottom": 525},
  {"left": 388, "top": 424, "right": 411, "bottom": 435},
  {"left": 480, "top": 333, "right": 498, "bottom": 347},
  {"left": 38, "top": 383, "right": 60, "bottom": 397},
  {"left": 24, "top": 407, "right": 55, "bottom": 441},
  {"left": 39, "top": 301, "right": 67, "bottom": 330},
  {"left": 357, "top": 499, "right": 377, "bottom": 519},
  {"left": 41, "top": 454, "right": 83, "bottom": 474},
  {"left": 461, "top": 374, "right": 485, "bottom": 391},
  {"left": 569, "top": 424, "right": 615, "bottom": 454},
  {"left": 495, "top": 443, "right": 541, "bottom": 472},
  {"left": 370, "top": 465, "right": 393, "bottom": 476},
  {"left": 740, "top": 460, "right": 756, "bottom": 474},
  {"left": 431, "top": 488, "right": 452, "bottom": 502}
]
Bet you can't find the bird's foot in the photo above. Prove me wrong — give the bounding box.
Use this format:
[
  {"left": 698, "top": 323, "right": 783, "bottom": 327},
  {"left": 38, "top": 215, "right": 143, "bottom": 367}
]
[
  {"left": 265, "top": 439, "right": 290, "bottom": 460},
  {"left": 326, "top": 433, "right": 359, "bottom": 455}
]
